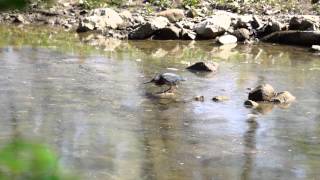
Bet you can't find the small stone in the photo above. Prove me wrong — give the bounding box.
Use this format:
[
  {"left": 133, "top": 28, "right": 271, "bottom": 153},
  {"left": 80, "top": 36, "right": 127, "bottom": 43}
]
[
  {"left": 186, "top": 62, "right": 219, "bottom": 72},
  {"left": 217, "top": 34, "right": 237, "bottom": 45},
  {"left": 194, "top": 96, "right": 204, "bottom": 101},
  {"left": 244, "top": 100, "right": 259, "bottom": 108},
  {"left": 212, "top": 96, "right": 229, "bottom": 102}
]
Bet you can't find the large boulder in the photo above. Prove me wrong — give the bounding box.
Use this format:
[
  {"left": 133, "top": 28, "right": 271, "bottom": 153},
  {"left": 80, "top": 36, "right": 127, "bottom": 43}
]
[
  {"left": 248, "top": 84, "right": 276, "bottom": 102},
  {"left": 289, "top": 16, "right": 318, "bottom": 31},
  {"left": 128, "top": 17, "right": 169, "bottom": 39},
  {"left": 262, "top": 31, "right": 320, "bottom": 46},
  {"left": 271, "top": 91, "right": 296, "bottom": 104},
  {"left": 186, "top": 62, "right": 219, "bottom": 72},
  {"left": 157, "top": 9, "right": 185, "bottom": 22},
  {"left": 194, "top": 15, "right": 231, "bottom": 39},
  {"left": 153, "top": 25, "right": 181, "bottom": 40},
  {"left": 77, "top": 8, "right": 123, "bottom": 32}
]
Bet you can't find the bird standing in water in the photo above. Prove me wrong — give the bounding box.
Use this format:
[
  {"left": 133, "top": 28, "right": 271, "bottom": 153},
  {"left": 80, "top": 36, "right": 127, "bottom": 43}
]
[{"left": 144, "top": 73, "right": 185, "bottom": 93}]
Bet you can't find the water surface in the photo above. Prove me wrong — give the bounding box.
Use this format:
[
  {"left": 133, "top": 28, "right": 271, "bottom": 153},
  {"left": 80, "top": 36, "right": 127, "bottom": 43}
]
[{"left": 0, "top": 26, "right": 320, "bottom": 180}]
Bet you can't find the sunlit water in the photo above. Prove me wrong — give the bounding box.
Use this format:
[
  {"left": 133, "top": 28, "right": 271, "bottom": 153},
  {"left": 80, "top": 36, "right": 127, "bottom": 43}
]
[{"left": 0, "top": 26, "right": 320, "bottom": 179}]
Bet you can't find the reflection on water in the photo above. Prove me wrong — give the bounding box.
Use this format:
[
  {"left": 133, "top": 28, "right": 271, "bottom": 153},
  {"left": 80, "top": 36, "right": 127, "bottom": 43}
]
[{"left": 0, "top": 26, "right": 320, "bottom": 179}]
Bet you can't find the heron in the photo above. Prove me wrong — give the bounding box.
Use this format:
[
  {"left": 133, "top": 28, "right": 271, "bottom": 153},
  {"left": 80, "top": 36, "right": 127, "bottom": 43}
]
[{"left": 144, "top": 73, "right": 185, "bottom": 93}]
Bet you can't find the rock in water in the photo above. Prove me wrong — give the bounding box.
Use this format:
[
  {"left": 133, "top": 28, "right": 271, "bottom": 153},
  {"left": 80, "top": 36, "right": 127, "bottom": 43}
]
[
  {"left": 153, "top": 25, "right": 181, "bottom": 40},
  {"left": 129, "top": 16, "right": 169, "bottom": 39},
  {"left": 244, "top": 100, "right": 259, "bottom": 108},
  {"left": 186, "top": 62, "right": 219, "bottom": 72},
  {"left": 212, "top": 96, "right": 229, "bottom": 102},
  {"left": 194, "top": 15, "right": 231, "bottom": 39},
  {"left": 248, "top": 84, "right": 276, "bottom": 102},
  {"left": 217, "top": 34, "right": 238, "bottom": 45},
  {"left": 271, "top": 91, "right": 296, "bottom": 104},
  {"left": 233, "top": 28, "right": 251, "bottom": 41}
]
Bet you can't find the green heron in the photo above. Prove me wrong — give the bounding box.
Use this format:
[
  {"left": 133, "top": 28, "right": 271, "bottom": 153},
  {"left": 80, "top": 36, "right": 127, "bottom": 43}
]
[{"left": 144, "top": 73, "right": 185, "bottom": 93}]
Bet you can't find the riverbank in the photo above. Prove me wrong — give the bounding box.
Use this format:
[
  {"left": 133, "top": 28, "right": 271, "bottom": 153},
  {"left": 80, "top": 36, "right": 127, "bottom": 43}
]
[{"left": 1, "top": 0, "right": 320, "bottom": 47}]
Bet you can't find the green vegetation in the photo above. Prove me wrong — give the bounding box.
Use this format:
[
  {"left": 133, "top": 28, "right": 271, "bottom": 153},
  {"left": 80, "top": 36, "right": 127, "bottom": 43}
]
[
  {"left": 82, "top": 0, "right": 125, "bottom": 9},
  {"left": 0, "top": 138, "right": 76, "bottom": 179},
  {"left": 182, "top": 0, "right": 201, "bottom": 7},
  {"left": 148, "top": 0, "right": 171, "bottom": 8}
]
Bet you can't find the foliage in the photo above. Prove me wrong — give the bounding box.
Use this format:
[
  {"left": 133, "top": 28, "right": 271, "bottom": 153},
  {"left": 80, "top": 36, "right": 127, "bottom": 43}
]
[
  {"left": 148, "top": 0, "right": 171, "bottom": 8},
  {"left": 82, "top": 0, "right": 125, "bottom": 9},
  {"left": 0, "top": 0, "right": 28, "bottom": 11},
  {"left": 0, "top": 138, "right": 76, "bottom": 180},
  {"left": 182, "top": 0, "right": 201, "bottom": 7}
]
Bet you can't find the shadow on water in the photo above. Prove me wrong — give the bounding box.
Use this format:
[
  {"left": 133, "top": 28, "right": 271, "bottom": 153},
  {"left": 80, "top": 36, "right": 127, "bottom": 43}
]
[{"left": 0, "top": 25, "right": 320, "bottom": 179}]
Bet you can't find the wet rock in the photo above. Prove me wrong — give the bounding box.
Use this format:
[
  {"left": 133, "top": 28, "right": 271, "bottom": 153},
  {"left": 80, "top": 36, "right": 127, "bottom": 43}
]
[
  {"left": 244, "top": 100, "right": 259, "bottom": 108},
  {"left": 194, "top": 15, "right": 231, "bottom": 39},
  {"left": 194, "top": 95, "right": 204, "bottom": 101},
  {"left": 262, "top": 31, "right": 320, "bottom": 46},
  {"left": 153, "top": 25, "right": 181, "bottom": 40},
  {"left": 77, "top": 8, "right": 124, "bottom": 32},
  {"left": 157, "top": 9, "right": 185, "bottom": 22},
  {"left": 217, "top": 34, "right": 237, "bottom": 44},
  {"left": 271, "top": 91, "right": 296, "bottom": 104},
  {"left": 212, "top": 96, "right": 229, "bottom": 102},
  {"left": 289, "top": 16, "right": 318, "bottom": 31},
  {"left": 186, "top": 62, "right": 219, "bottom": 72},
  {"left": 181, "top": 29, "right": 196, "bottom": 40},
  {"left": 129, "top": 16, "right": 169, "bottom": 39},
  {"left": 233, "top": 28, "right": 251, "bottom": 41},
  {"left": 248, "top": 84, "right": 276, "bottom": 102}
]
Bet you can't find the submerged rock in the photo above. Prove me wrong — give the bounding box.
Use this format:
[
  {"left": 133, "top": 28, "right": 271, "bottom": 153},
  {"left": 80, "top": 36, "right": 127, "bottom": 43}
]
[
  {"left": 194, "top": 15, "right": 231, "bottom": 39},
  {"left": 212, "top": 96, "right": 229, "bottom": 102},
  {"left": 186, "top": 62, "right": 219, "bottom": 72},
  {"left": 217, "top": 34, "right": 237, "bottom": 44},
  {"left": 248, "top": 84, "right": 276, "bottom": 102},
  {"left": 271, "top": 91, "right": 296, "bottom": 104}
]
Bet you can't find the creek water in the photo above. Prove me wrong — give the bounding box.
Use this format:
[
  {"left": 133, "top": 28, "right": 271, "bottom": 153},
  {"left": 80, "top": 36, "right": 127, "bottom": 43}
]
[{"left": 0, "top": 26, "right": 320, "bottom": 179}]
